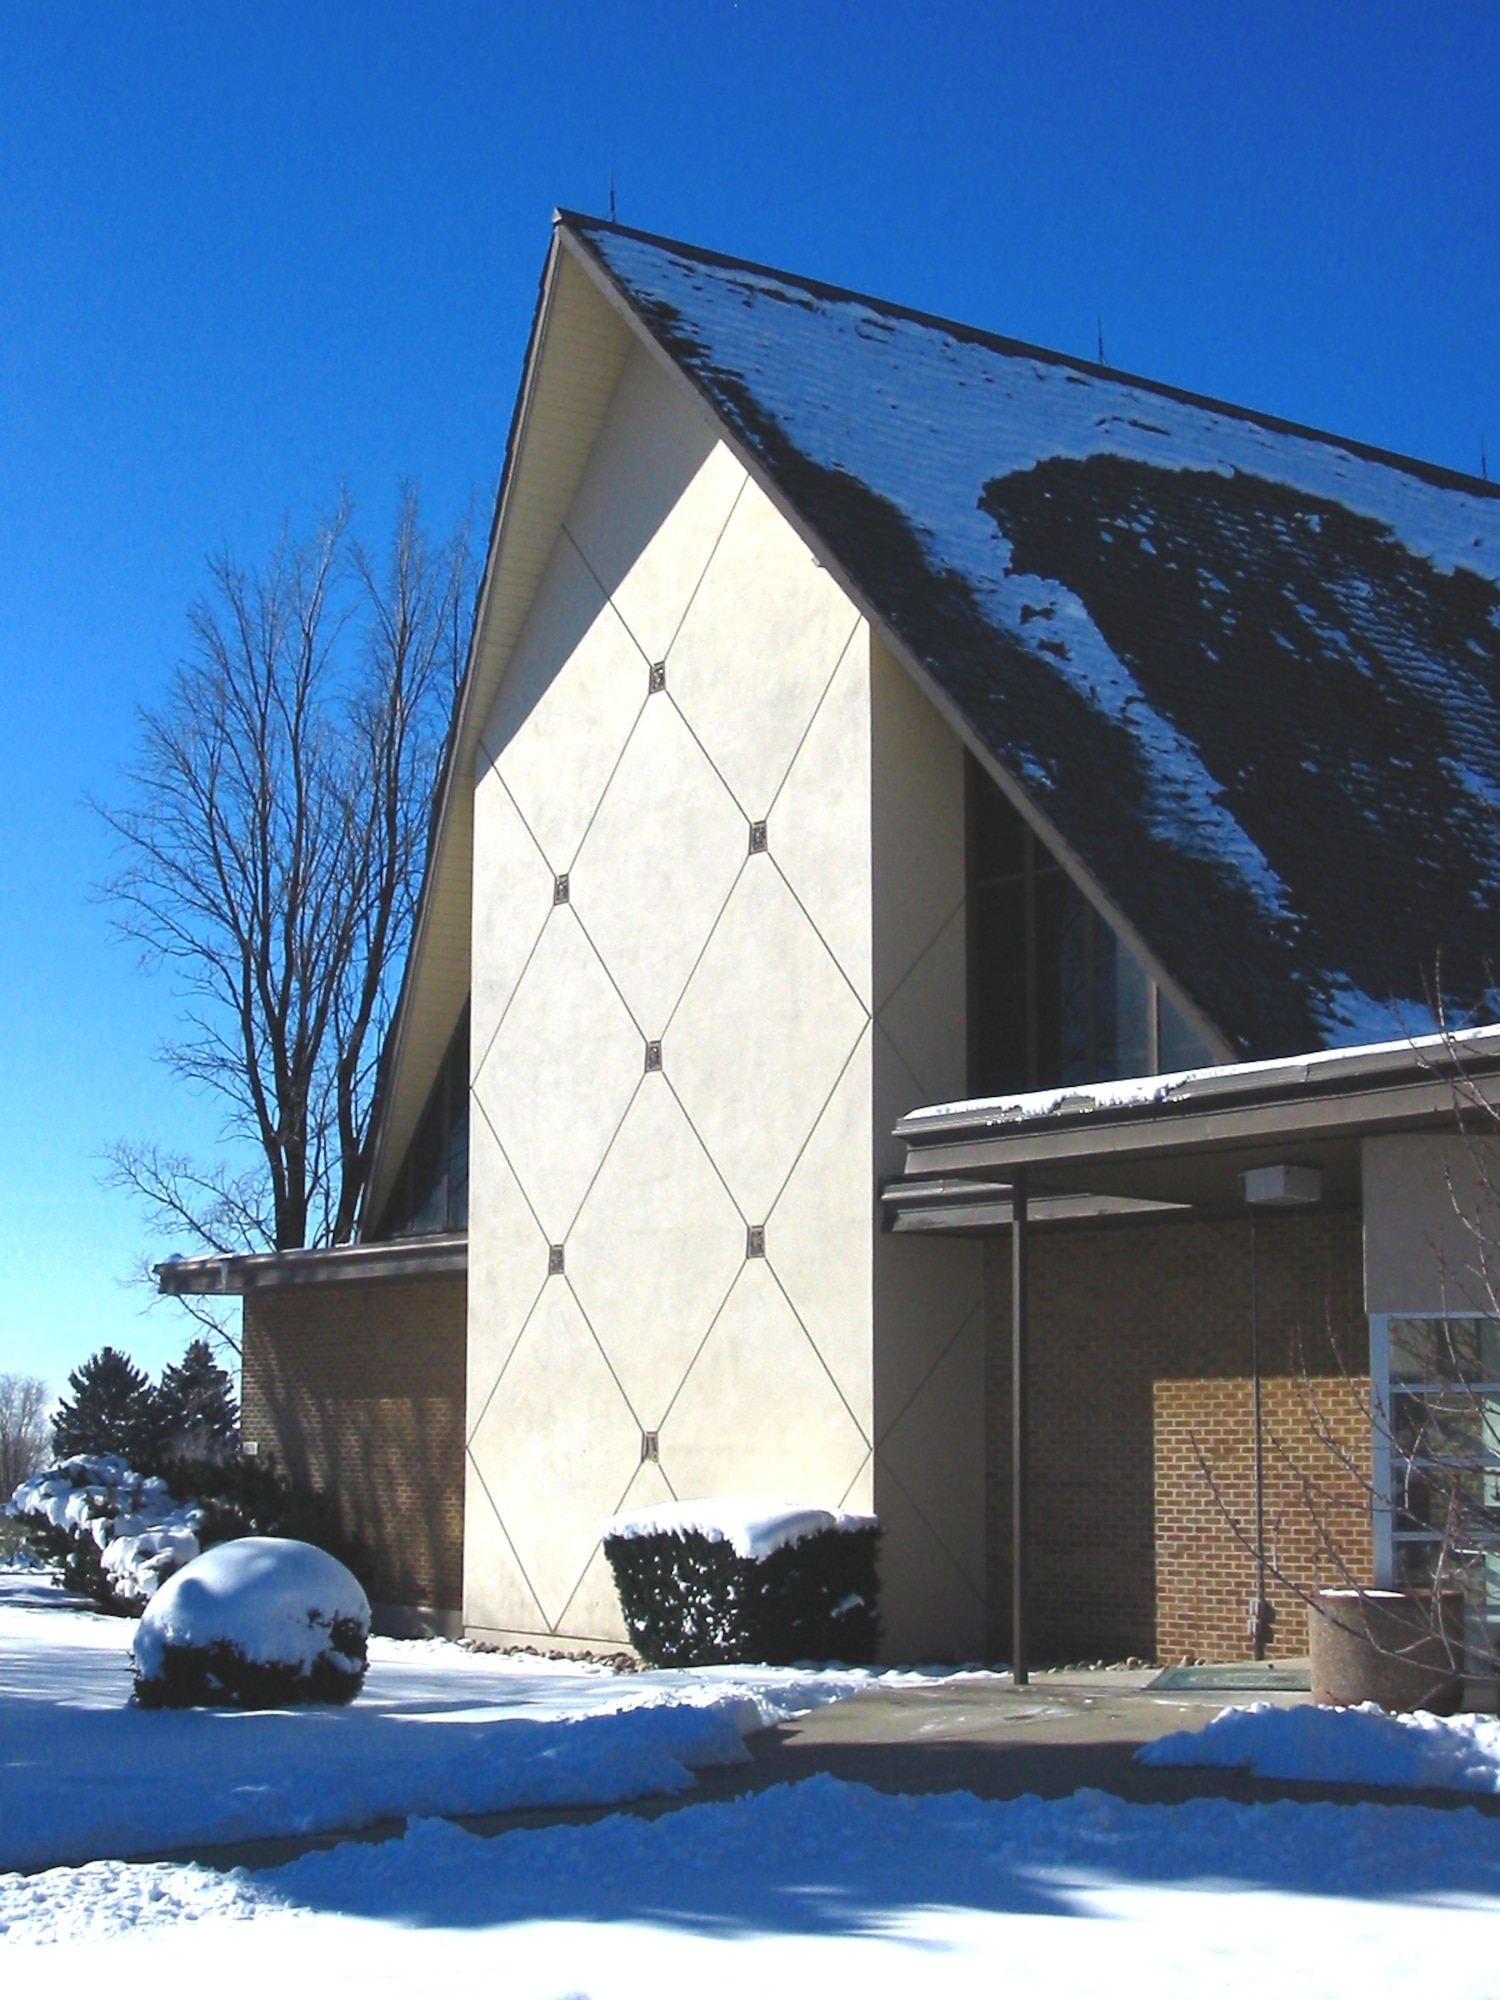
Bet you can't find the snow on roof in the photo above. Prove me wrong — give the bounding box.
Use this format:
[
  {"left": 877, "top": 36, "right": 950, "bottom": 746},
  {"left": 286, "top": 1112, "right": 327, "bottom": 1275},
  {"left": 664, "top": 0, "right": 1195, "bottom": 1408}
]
[
  {"left": 568, "top": 217, "right": 1500, "bottom": 1061},
  {"left": 901, "top": 1021, "right": 1500, "bottom": 1134}
]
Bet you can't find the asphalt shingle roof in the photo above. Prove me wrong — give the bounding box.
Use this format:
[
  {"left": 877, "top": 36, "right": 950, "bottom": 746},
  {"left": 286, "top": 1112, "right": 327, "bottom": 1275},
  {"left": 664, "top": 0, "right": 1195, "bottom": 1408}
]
[{"left": 569, "top": 216, "right": 1500, "bottom": 1059}]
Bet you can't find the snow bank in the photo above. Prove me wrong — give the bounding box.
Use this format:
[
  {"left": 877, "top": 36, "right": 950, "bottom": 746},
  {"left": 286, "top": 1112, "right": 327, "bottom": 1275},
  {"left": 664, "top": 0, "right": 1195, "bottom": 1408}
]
[
  {"left": 603, "top": 1498, "right": 878, "bottom": 1562},
  {"left": 132, "top": 1538, "right": 370, "bottom": 1708},
  {"left": 7, "top": 1777, "right": 1500, "bottom": 2000},
  {"left": 0, "top": 1599, "right": 972, "bottom": 1869},
  {"left": 1139, "top": 1699, "right": 1500, "bottom": 1792}
]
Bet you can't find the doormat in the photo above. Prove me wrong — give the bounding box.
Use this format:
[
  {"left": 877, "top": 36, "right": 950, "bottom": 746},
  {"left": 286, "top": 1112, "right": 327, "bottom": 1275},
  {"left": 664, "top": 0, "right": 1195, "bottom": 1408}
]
[{"left": 1149, "top": 1661, "right": 1311, "bottom": 1692}]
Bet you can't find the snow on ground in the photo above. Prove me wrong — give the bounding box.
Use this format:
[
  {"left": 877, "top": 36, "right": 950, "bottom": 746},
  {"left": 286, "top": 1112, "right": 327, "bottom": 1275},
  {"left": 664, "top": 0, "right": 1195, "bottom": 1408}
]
[
  {"left": 0, "top": 1595, "right": 991, "bottom": 1870},
  {"left": 1141, "top": 1699, "right": 1500, "bottom": 1793},
  {"left": 6, "top": 1778, "right": 1500, "bottom": 1998}
]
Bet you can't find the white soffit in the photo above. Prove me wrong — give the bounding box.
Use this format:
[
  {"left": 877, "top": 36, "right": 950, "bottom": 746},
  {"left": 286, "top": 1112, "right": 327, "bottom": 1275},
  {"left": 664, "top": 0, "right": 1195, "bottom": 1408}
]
[{"left": 365, "top": 238, "right": 635, "bottom": 1228}]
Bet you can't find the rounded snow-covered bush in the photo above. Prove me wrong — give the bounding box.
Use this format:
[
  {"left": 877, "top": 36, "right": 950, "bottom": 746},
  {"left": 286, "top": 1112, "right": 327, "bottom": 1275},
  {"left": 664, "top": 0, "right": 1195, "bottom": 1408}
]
[{"left": 132, "top": 1537, "right": 370, "bottom": 1709}]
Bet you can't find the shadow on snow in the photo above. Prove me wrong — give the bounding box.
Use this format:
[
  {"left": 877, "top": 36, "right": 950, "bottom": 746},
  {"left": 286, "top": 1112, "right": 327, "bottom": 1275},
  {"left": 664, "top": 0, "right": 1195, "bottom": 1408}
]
[{"left": 258, "top": 1774, "right": 1500, "bottom": 1937}]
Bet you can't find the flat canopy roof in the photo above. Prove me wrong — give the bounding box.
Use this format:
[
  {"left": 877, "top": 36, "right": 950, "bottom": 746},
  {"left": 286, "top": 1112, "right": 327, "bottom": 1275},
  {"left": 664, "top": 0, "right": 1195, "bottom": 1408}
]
[{"left": 884, "top": 1028, "right": 1500, "bottom": 1233}]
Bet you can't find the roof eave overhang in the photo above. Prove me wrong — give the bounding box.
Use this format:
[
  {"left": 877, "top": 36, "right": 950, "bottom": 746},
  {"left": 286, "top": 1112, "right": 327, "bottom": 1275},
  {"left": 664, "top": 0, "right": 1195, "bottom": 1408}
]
[
  {"left": 362, "top": 223, "right": 636, "bottom": 1230},
  {"left": 881, "top": 1028, "right": 1500, "bottom": 1231},
  {"left": 156, "top": 1234, "right": 468, "bottom": 1296}
]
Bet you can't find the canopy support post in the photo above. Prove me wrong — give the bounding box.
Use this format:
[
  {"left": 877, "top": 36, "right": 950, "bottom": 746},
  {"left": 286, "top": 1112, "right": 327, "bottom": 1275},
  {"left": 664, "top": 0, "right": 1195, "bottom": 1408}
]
[{"left": 1012, "top": 1165, "right": 1030, "bottom": 1687}]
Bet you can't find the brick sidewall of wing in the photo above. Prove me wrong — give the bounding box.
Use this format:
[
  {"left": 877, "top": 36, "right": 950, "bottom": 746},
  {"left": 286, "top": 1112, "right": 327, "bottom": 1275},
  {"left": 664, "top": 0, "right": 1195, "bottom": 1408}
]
[
  {"left": 241, "top": 1274, "right": 467, "bottom": 1613},
  {"left": 983, "top": 1208, "right": 1372, "bottom": 1665}
]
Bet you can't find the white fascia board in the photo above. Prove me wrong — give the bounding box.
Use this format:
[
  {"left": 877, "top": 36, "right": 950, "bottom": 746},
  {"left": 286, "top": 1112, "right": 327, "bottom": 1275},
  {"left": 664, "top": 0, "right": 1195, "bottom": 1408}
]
[{"left": 363, "top": 229, "right": 634, "bottom": 1230}]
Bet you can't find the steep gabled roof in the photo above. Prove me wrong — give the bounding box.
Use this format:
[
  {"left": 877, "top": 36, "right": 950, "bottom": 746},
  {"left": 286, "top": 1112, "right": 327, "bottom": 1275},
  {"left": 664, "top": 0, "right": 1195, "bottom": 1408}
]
[{"left": 565, "top": 215, "right": 1500, "bottom": 1059}]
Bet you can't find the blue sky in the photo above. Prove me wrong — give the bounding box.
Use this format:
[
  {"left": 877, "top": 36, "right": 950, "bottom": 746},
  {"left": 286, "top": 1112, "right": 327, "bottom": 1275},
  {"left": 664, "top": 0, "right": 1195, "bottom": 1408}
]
[{"left": 1, "top": 1, "right": 1496, "bottom": 1395}]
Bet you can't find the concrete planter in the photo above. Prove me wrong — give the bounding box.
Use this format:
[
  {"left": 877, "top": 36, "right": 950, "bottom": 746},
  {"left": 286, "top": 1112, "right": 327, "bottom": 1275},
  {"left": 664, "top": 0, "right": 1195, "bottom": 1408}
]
[{"left": 1308, "top": 1588, "right": 1465, "bottom": 1712}]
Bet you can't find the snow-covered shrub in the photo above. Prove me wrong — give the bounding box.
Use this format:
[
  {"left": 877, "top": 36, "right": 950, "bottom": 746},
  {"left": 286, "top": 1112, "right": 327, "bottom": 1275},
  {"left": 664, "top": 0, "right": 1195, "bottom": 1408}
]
[
  {"left": 132, "top": 1537, "right": 370, "bottom": 1708},
  {"left": 7, "top": 1450, "right": 368, "bottom": 1615},
  {"left": 7, "top": 1456, "right": 206, "bottom": 1608},
  {"left": 602, "top": 1499, "right": 880, "bottom": 1668}
]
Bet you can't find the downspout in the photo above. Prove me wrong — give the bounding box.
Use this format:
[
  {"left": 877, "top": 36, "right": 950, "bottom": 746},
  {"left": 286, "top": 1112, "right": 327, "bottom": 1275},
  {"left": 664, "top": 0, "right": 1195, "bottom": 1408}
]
[{"left": 1249, "top": 1213, "right": 1269, "bottom": 1659}]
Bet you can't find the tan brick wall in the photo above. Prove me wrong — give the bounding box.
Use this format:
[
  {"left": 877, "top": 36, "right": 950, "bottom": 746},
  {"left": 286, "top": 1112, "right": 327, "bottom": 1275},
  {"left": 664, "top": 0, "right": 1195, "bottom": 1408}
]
[
  {"left": 242, "top": 1274, "right": 466, "bottom": 1613},
  {"left": 1154, "top": 1373, "right": 1370, "bottom": 1664},
  {"left": 984, "top": 1207, "right": 1371, "bottom": 1664}
]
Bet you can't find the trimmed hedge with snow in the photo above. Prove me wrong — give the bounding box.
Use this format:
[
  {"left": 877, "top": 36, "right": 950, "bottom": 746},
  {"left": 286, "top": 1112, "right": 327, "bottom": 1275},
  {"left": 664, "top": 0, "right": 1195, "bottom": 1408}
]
[
  {"left": 603, "top": 1499, "right": 880, "bottom": 1668},
  {"left": 132, "top": 1537, "right": 371, "bottom": 1709}
]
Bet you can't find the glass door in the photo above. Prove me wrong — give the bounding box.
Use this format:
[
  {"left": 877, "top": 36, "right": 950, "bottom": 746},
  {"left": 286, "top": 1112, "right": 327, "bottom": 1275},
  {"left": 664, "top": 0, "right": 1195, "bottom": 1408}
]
[{"left": 1371, "top": 1313, "right": 1500, "bottom": 1672}]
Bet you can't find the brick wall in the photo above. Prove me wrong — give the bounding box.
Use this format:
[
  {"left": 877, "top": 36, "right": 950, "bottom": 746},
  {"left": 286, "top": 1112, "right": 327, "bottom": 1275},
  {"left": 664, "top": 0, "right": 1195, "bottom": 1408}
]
[
  {"left": 1155, "top": 1373, "right": 1370, "bottom": 1664},
  {"left": 242, "top": 1274, "right": 466, "bottom": 1614},
  {"left": 984, "top": 1207, "right": 1371, "bottom": 1664}
]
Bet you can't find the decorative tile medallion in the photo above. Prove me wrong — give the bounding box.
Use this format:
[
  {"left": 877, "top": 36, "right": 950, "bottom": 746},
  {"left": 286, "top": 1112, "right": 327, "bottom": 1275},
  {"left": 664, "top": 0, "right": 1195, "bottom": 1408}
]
[
  {"left": 746, "top": 1223, "right": 766, "bottom": 1258},
  {"left": 748, "top": 820, "right": 768, "bottom": 854},
  {"left": 644, "top": 1039, "right": 663, "bottom": 1073},
  {"left": 553, "top": 873, "right": 570, "bottom": 905},
  {"left": 649, "top": 661, "right": 667, "bottom": 694},
  {"left": 548, "top": 1243, "right": 566, "bottom": 1276}
]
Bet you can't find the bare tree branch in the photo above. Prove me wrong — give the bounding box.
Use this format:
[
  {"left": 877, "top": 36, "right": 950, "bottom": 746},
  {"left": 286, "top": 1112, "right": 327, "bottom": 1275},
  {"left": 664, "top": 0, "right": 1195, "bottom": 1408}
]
[{"left": 97, "top": 490, "right": 474, "bottom": 1259}]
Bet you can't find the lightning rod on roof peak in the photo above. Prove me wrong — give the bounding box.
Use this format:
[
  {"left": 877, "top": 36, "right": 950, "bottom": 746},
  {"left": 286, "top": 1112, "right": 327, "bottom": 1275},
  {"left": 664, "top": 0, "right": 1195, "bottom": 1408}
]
[
  {"left": 1483, "top": 434, "right": 1489, "bottom": 483},
  {"left": 609, "top": 171, "right": 617, "bottom": 223},
  {"left": 1097, "top": 316, "right": 1105, "bottom": 367}
]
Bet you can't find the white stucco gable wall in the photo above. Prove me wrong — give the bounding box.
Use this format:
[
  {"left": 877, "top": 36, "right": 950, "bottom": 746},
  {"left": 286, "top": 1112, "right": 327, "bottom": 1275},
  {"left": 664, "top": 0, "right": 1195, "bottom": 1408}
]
[
  {"left": 870, "top": 634, "right": 986, "bottom": 1660},
  {"left": 464, "top": 342, "right": 877, "bottom": 1645}
]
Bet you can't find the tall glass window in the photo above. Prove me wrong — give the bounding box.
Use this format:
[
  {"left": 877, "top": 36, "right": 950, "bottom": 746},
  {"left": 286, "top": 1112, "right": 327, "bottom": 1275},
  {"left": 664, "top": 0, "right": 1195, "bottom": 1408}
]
[
  {"left": 967, "top": 757, "right": 1210, "bottom": 1094},
  {"left": 371, "top": 1006, "right": 470, "bottom": 1239},
  {"left": 1371, "top": 1313, "right": 1500, "bottom": 1665}
]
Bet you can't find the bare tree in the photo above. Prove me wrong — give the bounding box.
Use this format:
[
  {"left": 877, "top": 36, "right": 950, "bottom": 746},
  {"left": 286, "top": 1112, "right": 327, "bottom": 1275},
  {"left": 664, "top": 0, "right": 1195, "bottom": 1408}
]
[
  {"left": 100, "top": 487, "right": 473, "bottom": 1261},
  {"left": 0, "top": 1374, "right": 50, "bottom": 1496}
]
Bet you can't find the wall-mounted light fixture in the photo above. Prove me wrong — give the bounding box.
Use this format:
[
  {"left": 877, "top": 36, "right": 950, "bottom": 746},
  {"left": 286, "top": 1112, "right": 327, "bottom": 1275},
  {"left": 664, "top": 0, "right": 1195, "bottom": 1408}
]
[{"left": 1241, "top": 1164, "right": 1322, "bottom": 1208}]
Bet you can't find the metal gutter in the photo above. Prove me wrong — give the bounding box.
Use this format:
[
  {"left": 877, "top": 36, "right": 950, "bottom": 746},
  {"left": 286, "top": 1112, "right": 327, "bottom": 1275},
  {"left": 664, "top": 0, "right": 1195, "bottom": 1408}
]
[
  {"left": 155, "top": 1235, "right": 468, "bottom": 1296},
  {"left": 897, "top": 1026, "right": 1500, "bottom": 1156}
]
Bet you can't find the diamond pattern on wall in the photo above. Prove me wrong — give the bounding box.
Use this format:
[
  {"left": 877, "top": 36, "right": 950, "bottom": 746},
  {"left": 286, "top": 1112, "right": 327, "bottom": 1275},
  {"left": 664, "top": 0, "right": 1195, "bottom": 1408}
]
[
  {"left": 876, "top": 1299, "right": 985, "bottom": 1594},
  {"left": 661, "top": 1260, "right": 870, "bottom": 1500},
  {"left": 467, "top": 1279, "right": 642, "bottom": 1629},
  {"left": 555, "top": 1456, "right": 677, "bottom": 1639},
  {"left": 463, "top": 1456, "right": 549, "bottom": 1635},
  {"left": 876, "top": 902, "right": 969, "bottom": 1107},
  {"left": 568, "top": 691, "right": 747, "bottom": 1034},
  {"left": 474, "top": 907, "right": 642, "bottom": 1243},
  {"left": 566, "top": 1074, "right": 744, "bottom": 1424},
  {"left": 668, "top": 478, "right": 863, "bottom": 817},
  {"left": 466, "top": 1108, "right": 550, "bottom": 1429},
  {"left": 563, "top": 350, "right": 749, "bottom": 664},
  {"left": 764, "top": 1028, "right": 874, "bottom": 1417},
  {"left": 465, "top": 360, "right": 885, "bottom": 1641},
  {"left": 481, "top": 533, "right": 647, "bottom": 872},
  {"left": 767, "top": 634, "right": 873, "bottom": 1008},
  {"left": 666, "top": 855, "right": 867, "bottom": 1223},
  {"left": 560, "top": 346, "right": 737, "bottom": 633},
  {"left": 471, "top": 763, "right": 556, "bottom": 1034}
]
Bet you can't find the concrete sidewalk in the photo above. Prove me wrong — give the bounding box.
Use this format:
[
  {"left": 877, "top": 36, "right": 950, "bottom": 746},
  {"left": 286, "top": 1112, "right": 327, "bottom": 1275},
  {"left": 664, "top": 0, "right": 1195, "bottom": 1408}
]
[{"left": 679, "top": 1665, "right": 1488, "bottom": 1814}]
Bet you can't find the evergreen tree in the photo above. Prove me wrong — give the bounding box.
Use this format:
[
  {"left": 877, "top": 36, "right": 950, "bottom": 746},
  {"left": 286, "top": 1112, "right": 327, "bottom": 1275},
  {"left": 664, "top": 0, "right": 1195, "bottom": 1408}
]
[
  {"left": 157, "top": 1340, "right": 239, "bottom": 1459},
  {"left": 50, "top": 1347, "right": 163, "bottom": 1459}
]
